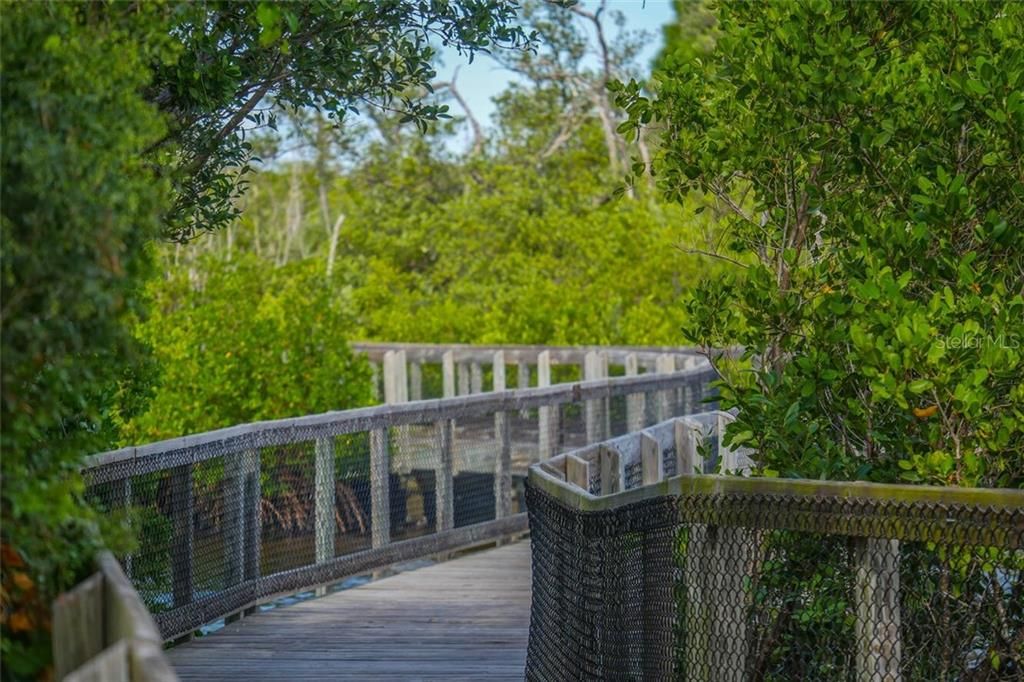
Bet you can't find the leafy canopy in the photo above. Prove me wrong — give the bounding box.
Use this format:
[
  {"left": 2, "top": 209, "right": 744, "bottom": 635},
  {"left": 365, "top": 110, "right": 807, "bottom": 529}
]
[{"left": 621, "top": 0, "right": 1024, "bottom": 486}]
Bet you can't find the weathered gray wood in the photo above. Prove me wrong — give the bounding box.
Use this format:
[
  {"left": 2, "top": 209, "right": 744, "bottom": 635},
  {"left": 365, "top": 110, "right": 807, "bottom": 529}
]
[
  {"left": 655, "top": 354, "right": 675, "bottom": 422},
  {"left": 470, "top": 362, "right": 483, "bottom": 394},
  {"left": 599, "top": 446, "right": 624, "bottom": 495},
  {"left": 129, "top": 640, "right": 180, "bottom": 682},
  {"left": 168, "top": 542, "right": 532, "bottom": 681},
  {"left": 640, "top": 432, "right": 663, "bottom": 486},
  {"left": 584, "top": 351, "right": 607, "bottom": 444},
  {"left": 442, "top": 351, "right": 456, "bottom": 398},
  {"left": 370, "top": 428, "right": 390, "bottom": 548},
  {"left": 64, "top": 639, "right": 129, "bottom": 682},
  {"left": 396, "top": 350, "right": 408, "bottom": 402},
  {"left": 170, "top": 463, "right": 194, "bottom": 609},
  {"left": 436, "top": 419, "right": 455, "bottom": 532},
  {"left": 243, "top": 450, "right": 262, "bottom": 583},
  {"left": 457, "top": 361, "right": 470, "bottom": 396},
  {"left": 314, "top": 437, "right": 336, "bottom": 571},
  {"left": 409, "top": 361, "right": 423, "bottom": 401},
  {"left": 492, "top": 351, "right": 506, "bottom": 392},
  {"left": 383, "top": 351, "right": 397, "bottom": 404},
  {"left": 98, "top": 552, "right": 163, "bottom": 646},
  {"left": 495, "top": 410, "right": 512, "bottom": 520},
  {"left": 855, "top": 538, "right": 902, "bottom": 682},
  {"left": 565, "top": 454, "right": 590, "bottom": 493},
  {"left": 517, "top": 361, "right": 530, "bottom": 390},
  {"left": 53, "top": 571, "right": 104, "bottom": 678},
  {"left": 625, "top": 353, "right": 645, "bottom": 432},
  {"left": 537, "top": 351, "right": 555, "bottom": 460},
  {"left": 675, "top": 418, "right": 704, "bottom": 475}
]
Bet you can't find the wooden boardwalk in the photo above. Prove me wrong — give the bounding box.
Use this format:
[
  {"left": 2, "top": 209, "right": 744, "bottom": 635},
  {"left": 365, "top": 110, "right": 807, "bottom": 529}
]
[{"left": 168, "top": 541, "right": 532, "bottom": 681}]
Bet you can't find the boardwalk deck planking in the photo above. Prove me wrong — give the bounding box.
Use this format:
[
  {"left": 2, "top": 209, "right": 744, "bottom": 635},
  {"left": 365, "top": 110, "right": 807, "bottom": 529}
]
[{"left": 168, "top": 541, "right": 532, "bottom": 681}]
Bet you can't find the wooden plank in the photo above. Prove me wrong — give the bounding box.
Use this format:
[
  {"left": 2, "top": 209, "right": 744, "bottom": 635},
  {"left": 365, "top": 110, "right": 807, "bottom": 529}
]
[
  {"left": 442, "top": 351, "right": 455, "bottom": 398},
  {"left": 314, "top": 437, "right": 336, "bottom": 571},
  {"left": 436, "top": 418, "right": 455, "bottom": 531},
  {"left": 457, "top": 361, "right": 470, "bottom": 396},
  {"left": 53, "top": 571, "right": 104, "bottom": 678},
  {"left": 168, "top": 542, "right": 532, "bottom": 681},
  {"left": 655, "top": 354, "right": 675, "bottom": 422},
  {"left": 129, "top": 640, "right": 180, "bottom": 682},
  {"left": 370, "top": 429, "right": 390, "bottom": 548},
  {"left": 494, "top": 410, "right": 512, "bottom": 520},
  {"left": 599, "top": 445, "right": 624, "bottom": 495},
  {"left": 470, "top": 362, "right": 483, "bottom": 394},
  {"left": 409, "top": 361, "right": 423, "bottom": 401},
  {"left": 98, "top": 552, "right": 162, "bottom": 647},
  {"left": 640, "top": 432, "right": 663, "bottom": 486},
  {"left": 625, "top": 353, "right": 645, "bottom": 432},
  {"left": 675, "top": 418, "right": 703, "bottom": 475},
  {"left": 517, "top": 361, "right": 530, "bottom": 390},
  {"left": 223, "top": 451, "right": 246, "bottom": 587},
  {"left": 64, "top": 639, "right": 129, "bottom": 682},
  {"left": 565, "top": 454, "right": 591, "bottom": 493},
  {"left": 492, "top": 351, "right": 506, "bottom": 392},
  {"left": 243, "top": 450, "right": 262, "bottom": 583},
  {"left": 537, "top": 351, "right": 555, "bottom": 460}
]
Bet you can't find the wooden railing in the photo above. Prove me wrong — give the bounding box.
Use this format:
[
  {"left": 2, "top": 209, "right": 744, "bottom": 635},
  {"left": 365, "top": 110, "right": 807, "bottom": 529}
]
[
  {"left": 526, "top": 415, "right": 1024, "bottom": 680},
  {"left": 52, "top": 552, "right": 177, "bottom": 681},
  {"left": 351, "top": 341, "right": 709, "bottom": 403},
  {"left": 83, "top": 351, "right": 719, "bottom": 642}
]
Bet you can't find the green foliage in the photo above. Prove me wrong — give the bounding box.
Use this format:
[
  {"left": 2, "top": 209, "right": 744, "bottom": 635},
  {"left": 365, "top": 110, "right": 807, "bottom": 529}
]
[
  {"left": 622, "top": 1, "right": 1024, "bottom": 486},
  {"left": 120, "top": 255, "right": 373, "bottom": 442},
  {"left": 658, "top": 0, "right": 718, "bottom": 68},
  {"left": 0, "top": 3, "right": 167, "bottom": 675},
  {"left": 138, "top": 0, "right": 533, "bottom": 241}
]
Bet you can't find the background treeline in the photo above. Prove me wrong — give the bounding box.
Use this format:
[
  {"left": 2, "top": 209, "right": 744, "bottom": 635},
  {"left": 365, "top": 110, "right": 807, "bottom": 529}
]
[{"left": 122, "top": 1, "right": 726, "bottom": 444}]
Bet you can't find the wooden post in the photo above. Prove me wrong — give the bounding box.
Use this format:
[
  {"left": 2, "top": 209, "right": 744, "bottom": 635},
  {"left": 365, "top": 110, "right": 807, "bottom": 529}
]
[
  {"left": 457, "top": 361, "right": 470, "bottom": 396},
  {"left": 675, "top": 418, "right": 704, "bottom": 475},
  {"left": 599, "top": 445, "right": 624, "bottom": 495},
  {"left": 370, "top": 428, "right": 390, "bottom": 549},
  {"left": 442, "top": 350, "right": 456, "bottom": 398},
  {"left": 655, "top": 354, "right": 675, "bottom": 422},
  {"left": 538, "top": 351, "right": 556, "bottom": 460},
  {"left": 565, "top": 454, "right": 591, "bottom": 493},
  {"left": 625, "top": 353, "right": 645, "bottom": 433},
  {"left": 517, "top": 361, "right": 530, "bottom": 390},
  {"left": 495, "top": 411, "right": 512, "bottom": 520},
  {"left": 584, "top": 351, "right": 607, "bottom": 444},
  {"left": 314, "top": 437, "right": 335, "bottom": 596},
  {"left": 243, "top": 449, "right": 261, "bottom": 584},
  {"left": 396, "top": 350, "right": 408, "bottom": 402},
  {"left": 470, "top": 361, "right": 483, "bottom": 394},
  {"left": 435, "top": 418, "right": 454, "bottom": 532},
  {"left": 170, "top": 463, "right": 194, "bottom": 610},
  {"left": 640, "top": 432, "right": 663, "bottom": 486},
  {"left": 492, "top": 351, "right": 512, "bottom": 521},
  {"left": 492, "top": 351, "right": 506, "bottom": 392},
  {"left": 409, "top": 361, "right": 423, "bottom": 401},
  {"left": 855, "top": 538, "right": 902, "bottom": 682}
]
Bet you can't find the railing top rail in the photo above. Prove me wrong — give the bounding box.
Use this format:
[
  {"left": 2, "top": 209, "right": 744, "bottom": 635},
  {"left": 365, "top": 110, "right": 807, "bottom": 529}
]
[
  {"left": 85, "top": 365, "right": 718, "bottom": 472},
  {"left": 530, "top": 460, "right": 1024, "bottom": 514},
  {"left": 351, "top": 341, "right": 718, "bottom": 364}
]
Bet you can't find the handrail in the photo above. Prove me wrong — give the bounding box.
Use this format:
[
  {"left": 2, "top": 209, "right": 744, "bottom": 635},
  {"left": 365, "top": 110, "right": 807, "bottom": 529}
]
[
  {"left": 351, "top": 341, "right": 712, "bottom": 365},
  {"left": 53, "top": 552, "right": 178, "bottom": 681},
  {"left": 84, "top": 366, "right": 717, "bottom": 473},
  {"left": 83, "top": 363, "right": 720, "bottom": 642},
  {"left": 524, "top": 414, "right": 1024, "bottom": 680}
]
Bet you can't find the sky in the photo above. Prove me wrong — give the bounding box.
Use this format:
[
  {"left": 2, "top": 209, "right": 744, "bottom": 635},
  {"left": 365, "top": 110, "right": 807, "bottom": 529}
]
[{"left": 436, "top": 0, "right": 675, "bottom": 144}]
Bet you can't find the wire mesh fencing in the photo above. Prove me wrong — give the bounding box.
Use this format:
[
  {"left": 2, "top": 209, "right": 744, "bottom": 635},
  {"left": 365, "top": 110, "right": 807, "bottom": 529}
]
[
  {"left": 527, "top": 417, "right": 1024, "bottom": 681},
  {"left": 83, "top": 363, "right": 719, "bottom": 641}
]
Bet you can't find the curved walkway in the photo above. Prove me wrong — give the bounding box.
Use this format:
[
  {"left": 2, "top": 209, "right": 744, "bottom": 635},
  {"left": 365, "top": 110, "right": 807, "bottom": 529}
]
[{"left": 168, "top": 541, "right": 532, "bottom": 681}]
